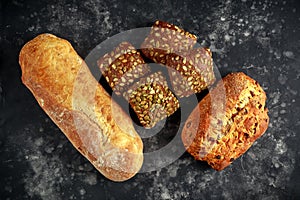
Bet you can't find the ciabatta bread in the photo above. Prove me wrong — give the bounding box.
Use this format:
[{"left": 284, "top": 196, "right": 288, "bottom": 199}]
[{"left": 19, "top": 34, "right": 143, "bottom": 181}]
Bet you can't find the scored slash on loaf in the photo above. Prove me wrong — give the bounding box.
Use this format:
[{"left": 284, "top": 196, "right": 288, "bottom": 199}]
[{"left": 141, "top": 20, "right": 216, "bottom": 97}]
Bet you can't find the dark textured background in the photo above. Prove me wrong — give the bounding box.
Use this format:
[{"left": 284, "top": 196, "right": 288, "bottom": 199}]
[{"left": 1, "top": 0, "right": 300, "bottom": 199}]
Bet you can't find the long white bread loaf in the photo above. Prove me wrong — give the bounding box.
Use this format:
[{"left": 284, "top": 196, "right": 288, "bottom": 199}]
[{"left": 19, "top": 34, "right": 143, "bottom": 182}]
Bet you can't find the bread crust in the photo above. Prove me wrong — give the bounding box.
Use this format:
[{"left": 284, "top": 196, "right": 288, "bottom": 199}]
[
  {"left": 181, "top": 72, "right": 269, "bottom": 170},
  {"left": 19, "top": 34, "right": 143, "bottom": 181}
]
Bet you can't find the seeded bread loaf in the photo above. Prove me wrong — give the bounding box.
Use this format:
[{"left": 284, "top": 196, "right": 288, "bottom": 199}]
[
  {"left": 141, "top": 20, "right": 216, "bottom": 97},
  {"left": 166, "top": 48, "right": 215, "bottom": 97},
  {"left": 127, "top": 71, "right": 179, "bottom": 128},
  {"left": 181, "top": 72, "right": 269, "bottom": 171},
  {"left": 97, "top": 42, "right": 151, "bottom": 96},
  {"left": 97, "top": 41, "right": 180, "bottom": 128},
  {"left": 19, "top": 34, "right": 143, "bottom": 182},
  {"left": 141, "top": 20, "right": 197, "bottom": 64}
]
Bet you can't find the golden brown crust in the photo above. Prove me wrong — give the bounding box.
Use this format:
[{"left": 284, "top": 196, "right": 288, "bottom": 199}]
[
  {"left": 19, "top": 34, "right": 143, "bottom": 181},
  {"left": 182, "top": 72, "right": 269, "bottom": 171}
]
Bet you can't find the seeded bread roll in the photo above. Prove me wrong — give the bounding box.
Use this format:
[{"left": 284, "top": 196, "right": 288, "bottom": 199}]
[
  {"left": 181, "top": 72, "right": 269, "bottom": 171},
  {"left": 97, "top": 42, "right": 179, "bottom": 128},
  {"left": 141, "top": 20, "right": 216, "bottom": 97},
  {"left": 127, "top": 71, "right": 179, "bottom": 128},
  {"left": 19, "top": 34, "right": 143, "bottom": 182},
  {"left": 97, "top": 42, "right": 151, "bottom": 96},
  {"left": 166, "top": 48, "right": 215, "bottom": 97},
  {"left": 141, "top": 20, "right": 197, "bottom": 65}
]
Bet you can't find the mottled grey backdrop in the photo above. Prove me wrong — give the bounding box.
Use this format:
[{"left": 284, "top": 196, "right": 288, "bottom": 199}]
[{"left": 0, "top": 0, "right": 299, "bottom": 199}]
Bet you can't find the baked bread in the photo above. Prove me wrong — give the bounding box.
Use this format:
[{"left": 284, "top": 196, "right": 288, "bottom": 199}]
[
  {"left": 97, "top": 40, "right": 180, "bottom": 128},
  {"left": 141, "top": 20, "right": 197, "bottom": 64},
  {"left": 126, "top": 71, "right": 179, "bottom": 128},
  {"left": 19, "top": 34, "right": 143, "bottom": 181},
  {"left": 97, "top": 42, "right": 151, "bottom": 96},
  {"left": 181, "top": 72, "right": 269, "bottom": 170},
  {"left": 141, "top": 20, "right": 215, "bottom": 97},
  {"left": 166, "top": 48, "right": 215, "bottom": 97}
]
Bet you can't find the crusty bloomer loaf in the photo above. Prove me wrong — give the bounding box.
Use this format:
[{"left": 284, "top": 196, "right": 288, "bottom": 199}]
[
  {"left": 181, "top": 72, "right": 269, "bottom": 171},
  {"left": 19, "top": 34, "right": 143, "bottom": 182}
]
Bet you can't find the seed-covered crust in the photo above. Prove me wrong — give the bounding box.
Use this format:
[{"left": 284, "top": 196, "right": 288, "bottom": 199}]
[
  {"left": 97, "top": 41, "right": 180, "bottom": 128},
  {"left": 128, "top": 71, "right": 179, "bottom": 128},
  {"left": 97, "top": 42, "right": 151, "bottom": 95},
  {"left": 167, "top": 48, "right": 215, "bottom": 97},
  {"left": 141, "top": 20, "right": 215, "bottom": 98},
  {"left": 123, "top": 71, "right": 167, "bottom": 100},
  {"left": 141, "top": 20, "right": 197, "bottom": 64},
  {"left": 181, "top": 72, "right": 269, "bottom": 171}
]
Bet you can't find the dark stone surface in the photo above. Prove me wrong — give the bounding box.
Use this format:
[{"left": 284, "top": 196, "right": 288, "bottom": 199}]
[{"left": 1, "top": 0, "right": 300, "bottom": 199}]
